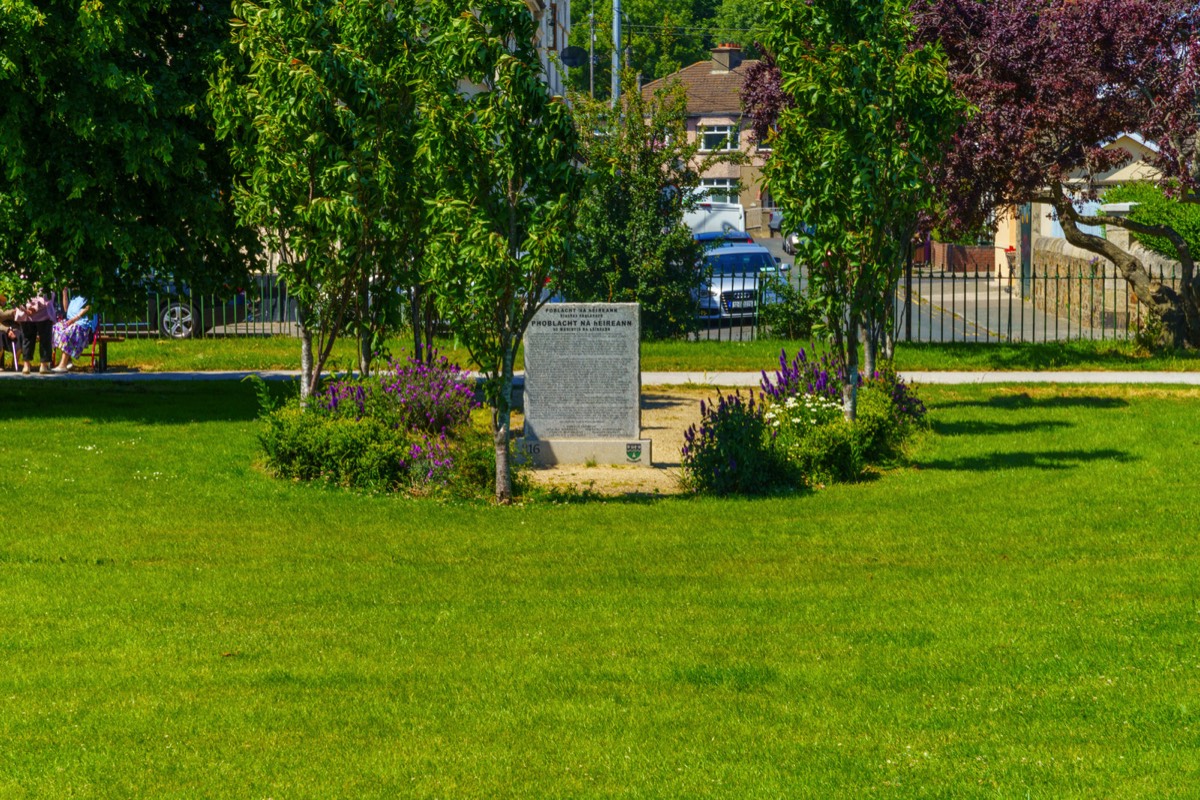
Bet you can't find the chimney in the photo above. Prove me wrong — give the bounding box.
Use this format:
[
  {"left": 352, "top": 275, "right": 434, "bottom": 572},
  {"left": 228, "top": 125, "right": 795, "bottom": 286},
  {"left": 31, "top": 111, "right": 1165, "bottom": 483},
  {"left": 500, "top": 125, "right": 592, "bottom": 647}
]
[{"left": 711, "top": 43, "right": 743, "bottom": 72}]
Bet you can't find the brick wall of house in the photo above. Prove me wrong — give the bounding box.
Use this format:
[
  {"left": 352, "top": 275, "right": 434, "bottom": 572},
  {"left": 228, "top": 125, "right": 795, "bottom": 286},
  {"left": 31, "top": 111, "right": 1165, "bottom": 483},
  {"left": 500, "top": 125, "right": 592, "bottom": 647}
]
[{"left": 929, "top": 242, "right": 994, "bottom": 273}]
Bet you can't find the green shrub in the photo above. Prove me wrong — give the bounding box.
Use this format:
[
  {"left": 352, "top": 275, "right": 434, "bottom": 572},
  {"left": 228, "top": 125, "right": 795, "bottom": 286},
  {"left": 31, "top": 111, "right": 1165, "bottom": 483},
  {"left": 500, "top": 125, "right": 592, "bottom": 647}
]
[
  {"left": 854, "top": 384, "right": 907, "bottom": 463},
  {"left": 260, "top": 407, "right": 422, "bottom": 492},
  {"left": 758, "top": 275, "right": 815, "bottom": 340},
  {"left": 680, "top": 391, "right": 798, "bottom": 495},
  {"left": 253, "top": 354, "right": 510, "bottom": 499},
  {"left": 793, "top": 418, "right": 864, "bottom": 485},
  {"left": 1102, "top": 182, "right": 1200, "bottom": 263}
]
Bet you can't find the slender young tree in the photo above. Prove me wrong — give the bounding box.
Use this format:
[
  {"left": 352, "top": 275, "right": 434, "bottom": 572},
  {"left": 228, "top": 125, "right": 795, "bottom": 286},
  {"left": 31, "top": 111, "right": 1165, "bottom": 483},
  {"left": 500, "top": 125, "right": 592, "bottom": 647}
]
[
  {"left": 210, "top": 0, "right": 422, "bottom": 399},
  {"left": 421, "top": 0, "right": 583, "bottom": 504},
  {"left": 763, "top": 0, "right": 964, "bottom": 418}
]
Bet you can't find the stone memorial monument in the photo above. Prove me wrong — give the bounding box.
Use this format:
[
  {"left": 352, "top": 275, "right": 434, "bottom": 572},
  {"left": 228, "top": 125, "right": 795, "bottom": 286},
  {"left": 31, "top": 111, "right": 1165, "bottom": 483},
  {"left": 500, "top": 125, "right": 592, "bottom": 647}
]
[{"left": 520, "top": 303, "right": 653, "bottom": 467}]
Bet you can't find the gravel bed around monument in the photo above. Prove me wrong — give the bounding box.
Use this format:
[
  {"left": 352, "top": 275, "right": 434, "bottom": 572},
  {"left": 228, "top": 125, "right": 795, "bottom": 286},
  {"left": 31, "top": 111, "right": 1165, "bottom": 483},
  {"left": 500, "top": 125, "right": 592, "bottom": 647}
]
[{"left": 513, "top": 387, "right": 719, "bottom": 496}]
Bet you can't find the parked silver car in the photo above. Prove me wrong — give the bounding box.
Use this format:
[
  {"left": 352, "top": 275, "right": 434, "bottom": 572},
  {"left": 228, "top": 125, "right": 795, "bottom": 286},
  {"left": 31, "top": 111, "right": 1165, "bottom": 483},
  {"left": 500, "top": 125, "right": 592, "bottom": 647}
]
[
  {"left": 695, "top": 244, "right": 790, "bottom": 321},
  {"left": 783, "top": 223, "right": 814, "bottom": 256}
]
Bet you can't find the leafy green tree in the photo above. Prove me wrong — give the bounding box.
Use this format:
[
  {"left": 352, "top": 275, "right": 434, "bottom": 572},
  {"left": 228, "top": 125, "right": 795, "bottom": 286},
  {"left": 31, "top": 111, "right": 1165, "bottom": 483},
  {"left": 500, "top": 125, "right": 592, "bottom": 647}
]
[
  {"left": 709, "top": 0, "right": 766, "bottom": 57},
  {"left": 0, "top": 0, "right": 256, "bottom": 306},
  {"left": 763, "top": 0, "right": 964, "bottom": 419},
  {"left": 1102, "top": 183, "right": 1200, "bottom": 268},
  {"left": 565, "top": 0, "right": 722, "bottom": 97},
  {"left": 421, "top": 0, "right": 583, "bottom": 504},
  {"left": 210, "top": 0, "right": 422, "bottom": 400},
  {"left": 563, "top": 72, "right": 737, "bottom": 339}
]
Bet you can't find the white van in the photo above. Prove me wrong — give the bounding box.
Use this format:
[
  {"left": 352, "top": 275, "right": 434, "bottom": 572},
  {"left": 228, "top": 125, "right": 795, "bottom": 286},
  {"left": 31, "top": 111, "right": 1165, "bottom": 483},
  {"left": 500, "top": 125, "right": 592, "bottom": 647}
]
[{"left": 683, "top": 199, "right": 746, "bottom": 236}]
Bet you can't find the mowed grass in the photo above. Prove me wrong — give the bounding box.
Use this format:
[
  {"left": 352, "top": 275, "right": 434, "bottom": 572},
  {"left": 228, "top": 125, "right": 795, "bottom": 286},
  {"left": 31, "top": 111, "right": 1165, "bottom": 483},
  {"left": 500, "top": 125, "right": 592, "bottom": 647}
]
[
  {"left": 105, "top": 334, "right": 1200, "bottom": 374},
  {"left": 1, "top": 381, "right": 1199, "bottom": 797}
]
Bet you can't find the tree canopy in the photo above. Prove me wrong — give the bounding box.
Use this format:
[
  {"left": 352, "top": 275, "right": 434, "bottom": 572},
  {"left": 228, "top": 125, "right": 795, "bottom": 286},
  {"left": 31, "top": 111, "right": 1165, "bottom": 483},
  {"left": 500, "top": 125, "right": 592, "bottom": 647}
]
[
  {"left": 0, "top": 0, "right": 257, "bottom": 306},
  {"left": 915, "top": 0, "right": 1200, "bottom": 347},
  {"left": 563, "top": 72, "right": 738, "bottom": 339},
  {"left": 763, "top": 0, "right": 964, "bottom": 418},
  {"left": 210, "top": 0, "right": 424, "bottom": 399},
  {"left": 422, "top": 0, "right": 583, "bottom": 503}
]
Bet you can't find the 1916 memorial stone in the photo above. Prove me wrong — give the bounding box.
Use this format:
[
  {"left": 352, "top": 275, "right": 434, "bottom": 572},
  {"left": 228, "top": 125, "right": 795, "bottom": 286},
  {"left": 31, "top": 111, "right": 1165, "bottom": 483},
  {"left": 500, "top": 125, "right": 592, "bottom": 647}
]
[{"left": 521, "top": 303, "right": 652, "bottom": 466}]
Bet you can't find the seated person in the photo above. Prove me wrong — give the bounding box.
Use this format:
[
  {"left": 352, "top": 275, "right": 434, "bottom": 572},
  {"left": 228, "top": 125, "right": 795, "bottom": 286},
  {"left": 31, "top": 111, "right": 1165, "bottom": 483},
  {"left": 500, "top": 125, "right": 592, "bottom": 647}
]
[
  {"left": 52, "top": 294, "right": 95, "bottom": 373},
  {"left": 0, "top": 299, "right": 25, "bottom": 372}
]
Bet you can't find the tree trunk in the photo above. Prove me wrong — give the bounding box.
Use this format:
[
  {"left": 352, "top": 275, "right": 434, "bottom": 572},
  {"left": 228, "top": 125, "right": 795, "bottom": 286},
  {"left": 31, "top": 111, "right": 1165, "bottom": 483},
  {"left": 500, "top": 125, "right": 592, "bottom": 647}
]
[
  {"left": 357, "top": 272, "right": 375, "bottom": 378},
  {"left": 863, "top": 314, "right": 878, "bottom": 380},
  {"left": 299, "top": 328, "right": 315, "bottom": 404},
  {"left": 422, "top": 292, "right": 437, "bottom": 364},
  {"left": 297, "top": 305, "right": 315, "bottom": 404},
  {"left": 492, "top": 347, "right": 517, "bottom": 504},
  {"left": 1047, "top": 186, "right": 1200, "bottom": 348},
  {"left": 842, "top": 312, "right": 860, "bottom": 421},
  {"left": 410, "top": 285, "right": 424, "bottom": 364},
  {"left": 358, "top": 331, "right": 371, "bottom": 378}
]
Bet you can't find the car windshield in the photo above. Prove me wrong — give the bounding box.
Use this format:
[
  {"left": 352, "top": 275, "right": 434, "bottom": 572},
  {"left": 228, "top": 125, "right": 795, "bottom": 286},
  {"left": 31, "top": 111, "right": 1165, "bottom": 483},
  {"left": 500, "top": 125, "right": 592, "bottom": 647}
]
[{"left": 705, "top": 251, "right": 774, "bottom": 277}]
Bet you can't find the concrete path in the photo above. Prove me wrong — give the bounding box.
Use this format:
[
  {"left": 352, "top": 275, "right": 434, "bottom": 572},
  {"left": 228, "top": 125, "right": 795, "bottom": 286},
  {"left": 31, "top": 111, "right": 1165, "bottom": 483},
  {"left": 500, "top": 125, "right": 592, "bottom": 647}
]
[
  {"left": 646, "top": 371, "right": 1200, "bottom": 386},
  {"left": 3, "top": 368, "right": 1199, "bottom": 385}
]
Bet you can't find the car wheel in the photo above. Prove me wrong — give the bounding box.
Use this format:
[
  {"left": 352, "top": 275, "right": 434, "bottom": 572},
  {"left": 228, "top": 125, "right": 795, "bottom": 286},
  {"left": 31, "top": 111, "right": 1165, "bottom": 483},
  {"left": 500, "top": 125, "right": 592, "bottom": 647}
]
[{"left": 160, "top": 302, "right": 197, "bottom": 339}]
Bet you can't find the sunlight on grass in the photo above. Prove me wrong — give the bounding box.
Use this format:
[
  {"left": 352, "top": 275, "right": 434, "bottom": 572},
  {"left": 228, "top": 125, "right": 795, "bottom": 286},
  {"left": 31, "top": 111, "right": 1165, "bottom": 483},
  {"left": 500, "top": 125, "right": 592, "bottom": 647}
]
[
  {"left": 1, "top": 381, "right": 1198, "bottom": 796},
  {"left": 103, "top": 334, "right": 1200, "bottom": 375}
]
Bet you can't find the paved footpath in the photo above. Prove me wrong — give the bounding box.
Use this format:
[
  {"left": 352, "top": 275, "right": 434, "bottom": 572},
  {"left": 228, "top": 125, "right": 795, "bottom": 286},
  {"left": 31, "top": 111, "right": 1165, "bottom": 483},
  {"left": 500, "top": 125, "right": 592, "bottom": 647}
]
[
  {"left": 644, "top": 370, "right": 1200, "bottom": 386},
  {"left": 3, "top": 369, "right": 1200, "bottom": 385}
]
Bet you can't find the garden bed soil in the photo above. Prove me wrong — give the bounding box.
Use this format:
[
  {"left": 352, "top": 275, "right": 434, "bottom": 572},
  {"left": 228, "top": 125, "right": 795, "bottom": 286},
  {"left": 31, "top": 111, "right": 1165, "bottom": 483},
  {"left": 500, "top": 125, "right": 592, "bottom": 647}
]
[{"left": 513, "top": 387, "right": 734, "bottom": 497}]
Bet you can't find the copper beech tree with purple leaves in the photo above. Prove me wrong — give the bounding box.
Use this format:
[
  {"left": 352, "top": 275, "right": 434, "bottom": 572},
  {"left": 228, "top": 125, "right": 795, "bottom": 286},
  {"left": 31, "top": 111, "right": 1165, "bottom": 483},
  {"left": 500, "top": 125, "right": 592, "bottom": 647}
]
[
  {"left": 914, "top": 0, "right": 1200, "bottom": 347},
  {"left": 745, "top": 0, "right": 1200, "bottom": 348}
]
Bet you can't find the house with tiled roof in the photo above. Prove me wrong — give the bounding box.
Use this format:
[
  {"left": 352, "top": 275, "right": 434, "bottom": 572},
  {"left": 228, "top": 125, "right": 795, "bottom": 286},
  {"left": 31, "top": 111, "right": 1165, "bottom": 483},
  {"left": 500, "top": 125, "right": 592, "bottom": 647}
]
[{"left": 640, "top": 44, "right": 776, "bottom": 235}]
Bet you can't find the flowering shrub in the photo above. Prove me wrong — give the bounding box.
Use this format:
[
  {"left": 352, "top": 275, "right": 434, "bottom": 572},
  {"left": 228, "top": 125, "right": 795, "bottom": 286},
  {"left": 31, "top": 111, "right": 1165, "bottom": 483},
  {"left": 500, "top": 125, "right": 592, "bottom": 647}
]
[
  {"left": 322, "top": 355, "right": 477, "bottom": 434},
  {"left": 682, "top": 349, "right": 929, "bottom": 494},
  {"left": 764, "top": 392, "right": 843, "bottom": 454},
  {"left": 680, "top": 391, "right": 797, "bottom": 495},
  {"left": 761, "top": 347, "right": 844, "bottom": 403},
  {"left": 871, "top": 361, "right": 927, "bottom": 429},
  {"left": 259, "top": 354, "right": 492, "bottom": 497}
]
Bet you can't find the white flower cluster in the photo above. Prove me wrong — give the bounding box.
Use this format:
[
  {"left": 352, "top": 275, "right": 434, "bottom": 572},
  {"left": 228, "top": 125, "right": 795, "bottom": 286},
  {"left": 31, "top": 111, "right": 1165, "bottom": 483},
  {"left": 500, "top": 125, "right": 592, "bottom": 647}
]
[{"left": 765, "top": 393, "right": 842, "bottom": 428}]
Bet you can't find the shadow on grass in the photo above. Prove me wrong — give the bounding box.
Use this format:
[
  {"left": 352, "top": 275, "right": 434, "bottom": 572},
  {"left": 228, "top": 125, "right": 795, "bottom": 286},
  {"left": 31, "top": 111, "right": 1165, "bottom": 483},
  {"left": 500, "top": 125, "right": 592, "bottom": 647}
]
[
  {"left": 0, "top": 380, "right": 266, "bottom": 425},
  {"left": 932, "top": 393, "right": 1129, "bottom": 411},
  {"left": 529, "top": 482, "right": 812, "bottom": 505},
  {"left": 527, "top": 485, "right": 676, "bottom": 505},
  {"left": 931, "top": 419, "right": 1074, "bottom": 437},
  {"left": 920, "top": 448, "right": 1136, "bottom": 473},
  {"left": 641, "top": 395, "right": 691, "bottom": 411}
]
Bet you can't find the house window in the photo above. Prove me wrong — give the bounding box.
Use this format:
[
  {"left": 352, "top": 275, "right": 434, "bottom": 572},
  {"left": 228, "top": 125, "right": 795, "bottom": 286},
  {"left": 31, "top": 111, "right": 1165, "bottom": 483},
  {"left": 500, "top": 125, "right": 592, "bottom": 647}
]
[
  {"left": 549, "top": 3, "right": 558, "bottom": 49},
  {"left": 701, "top": 124, "right": 740, "bottom": 152},
  {"left": 700, "top": 178, "right": 739, "bottom": 205}
]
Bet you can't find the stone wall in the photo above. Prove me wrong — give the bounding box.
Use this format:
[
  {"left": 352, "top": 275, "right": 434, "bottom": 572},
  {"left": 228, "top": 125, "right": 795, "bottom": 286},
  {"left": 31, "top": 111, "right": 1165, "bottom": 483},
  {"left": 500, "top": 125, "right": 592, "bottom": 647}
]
[{"left": 1031, "top": 237, "right": 1181, "bottom": 331}]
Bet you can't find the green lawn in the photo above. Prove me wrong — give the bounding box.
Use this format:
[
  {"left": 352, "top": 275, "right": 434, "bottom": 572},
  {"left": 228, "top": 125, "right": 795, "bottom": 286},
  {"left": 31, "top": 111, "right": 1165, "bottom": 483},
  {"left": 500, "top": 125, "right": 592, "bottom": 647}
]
[
  {"left": 102, "top": 334, "right": 1200, "bottom": 374},
  {"left": 2, "top": 381, "right": 1198, "bottom": 797}
]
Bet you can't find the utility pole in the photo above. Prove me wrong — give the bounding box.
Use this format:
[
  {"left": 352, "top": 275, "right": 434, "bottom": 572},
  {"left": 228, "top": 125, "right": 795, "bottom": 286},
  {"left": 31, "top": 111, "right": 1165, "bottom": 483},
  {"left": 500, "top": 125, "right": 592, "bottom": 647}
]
[
  {"left": 611, "top": 0, "right": 620, "bottom": 106},
  {"left": 589, "top": 1, "right": 595, "bottom": 99}
]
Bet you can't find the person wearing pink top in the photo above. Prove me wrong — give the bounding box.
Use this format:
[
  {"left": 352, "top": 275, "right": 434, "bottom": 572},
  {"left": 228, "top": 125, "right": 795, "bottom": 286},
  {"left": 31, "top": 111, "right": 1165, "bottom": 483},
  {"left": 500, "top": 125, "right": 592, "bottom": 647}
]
[{"left": 14, "top": 291, "right": 58, "bottom": 375}]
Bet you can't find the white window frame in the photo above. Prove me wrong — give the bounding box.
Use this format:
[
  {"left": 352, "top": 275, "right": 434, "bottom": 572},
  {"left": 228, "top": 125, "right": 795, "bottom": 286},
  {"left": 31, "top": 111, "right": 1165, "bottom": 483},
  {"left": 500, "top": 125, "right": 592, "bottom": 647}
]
[
  {"left": 700, "top": 124, "right": 740, "bottom": 153},
  {"left": 700, "top": 178, "right": 738, "bottom": 205}
]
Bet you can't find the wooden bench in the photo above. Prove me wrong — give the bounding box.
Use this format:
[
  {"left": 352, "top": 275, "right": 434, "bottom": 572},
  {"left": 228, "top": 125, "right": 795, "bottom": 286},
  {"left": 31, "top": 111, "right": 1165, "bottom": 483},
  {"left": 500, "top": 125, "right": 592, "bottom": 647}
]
[{"left": 93, "top": 335, "right": 125, "bottom": 373}]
